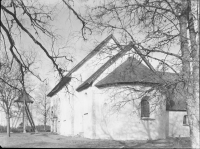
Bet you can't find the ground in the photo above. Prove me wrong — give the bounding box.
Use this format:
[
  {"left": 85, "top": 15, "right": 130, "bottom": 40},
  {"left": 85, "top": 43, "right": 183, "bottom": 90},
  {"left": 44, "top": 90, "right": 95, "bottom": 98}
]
[{"left": 0, "top": 132, "right": 191, "bottom": 148}]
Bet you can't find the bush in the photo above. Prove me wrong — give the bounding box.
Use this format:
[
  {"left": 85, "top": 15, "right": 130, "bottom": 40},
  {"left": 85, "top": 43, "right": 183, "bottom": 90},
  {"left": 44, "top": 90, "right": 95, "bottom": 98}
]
[
  {"left": 0, "top": 125, "right": 23, "bottom": 133},
  {"left": 35, "top": 125, "right": 51, "bottom": 132},
  {"left": 11, "top": 127, "right": 22, "bottom": 133},
  {"left": 0, "top": 125, "right": 51, "bottom": 133}
]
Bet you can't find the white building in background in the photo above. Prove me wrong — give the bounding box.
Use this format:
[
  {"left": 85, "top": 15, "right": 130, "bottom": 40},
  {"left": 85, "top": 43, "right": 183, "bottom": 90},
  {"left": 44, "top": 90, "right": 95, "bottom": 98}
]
[{"left": 47, "top": 35, "right": 189, "bottom": 140}]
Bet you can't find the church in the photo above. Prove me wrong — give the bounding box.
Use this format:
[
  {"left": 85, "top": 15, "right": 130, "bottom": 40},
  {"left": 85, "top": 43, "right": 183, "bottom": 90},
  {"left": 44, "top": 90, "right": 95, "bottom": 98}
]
[{"left": 47, "top": 35, "right": 189, "bottom": 140}]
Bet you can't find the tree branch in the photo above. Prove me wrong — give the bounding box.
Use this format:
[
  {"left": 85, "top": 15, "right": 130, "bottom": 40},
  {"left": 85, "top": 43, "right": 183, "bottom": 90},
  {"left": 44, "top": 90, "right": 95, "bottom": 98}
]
[{"left": 1, "top": 5, "right": 63, "bottom": 77}]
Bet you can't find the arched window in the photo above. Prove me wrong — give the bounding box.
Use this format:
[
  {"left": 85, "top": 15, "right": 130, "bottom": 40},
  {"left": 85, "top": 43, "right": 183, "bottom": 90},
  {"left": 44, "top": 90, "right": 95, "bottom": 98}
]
[
  {"left": 141, "top": 96, "right": 150, "bottom": 118},
  {"left": 183, "top": 115, "right": 189, "bottom": 126}
]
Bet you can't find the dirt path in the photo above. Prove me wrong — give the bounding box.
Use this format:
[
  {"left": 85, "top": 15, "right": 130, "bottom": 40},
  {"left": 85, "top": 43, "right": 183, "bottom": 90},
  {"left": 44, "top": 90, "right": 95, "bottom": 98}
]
[{"left": 0, "top": 132, "right": 190, "bottom": 148}]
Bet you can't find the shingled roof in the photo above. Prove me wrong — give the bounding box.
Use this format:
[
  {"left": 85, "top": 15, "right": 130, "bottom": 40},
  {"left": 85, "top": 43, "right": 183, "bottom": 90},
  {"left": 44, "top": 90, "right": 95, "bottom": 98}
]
[{"left": 95, "top": 57, "right": 178, "bottom": 88}]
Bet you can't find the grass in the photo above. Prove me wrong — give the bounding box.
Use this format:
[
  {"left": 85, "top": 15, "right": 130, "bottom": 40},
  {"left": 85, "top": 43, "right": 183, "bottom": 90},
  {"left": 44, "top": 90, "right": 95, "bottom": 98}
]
[{"left": 0, "top": 132, "right": 191, "bottom": 148}]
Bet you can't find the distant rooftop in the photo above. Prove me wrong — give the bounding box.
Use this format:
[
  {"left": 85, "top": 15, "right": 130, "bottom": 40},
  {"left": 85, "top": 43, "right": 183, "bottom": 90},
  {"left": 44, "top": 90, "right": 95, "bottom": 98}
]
[{"left": 14, "top": 91, "right": 34, "bottom": 103}]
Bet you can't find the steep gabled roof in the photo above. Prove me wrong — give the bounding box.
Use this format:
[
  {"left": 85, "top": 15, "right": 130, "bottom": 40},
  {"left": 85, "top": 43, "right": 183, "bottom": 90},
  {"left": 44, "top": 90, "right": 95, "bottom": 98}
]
[
  {"left": 76, "top": 42, "right": 133, "bottom": 92},
  {"left": 47, "top": 34, "right": 117, "bottom": 97},
  {"left": 95, "top": 57, "right": 178, "bottom": 88}
]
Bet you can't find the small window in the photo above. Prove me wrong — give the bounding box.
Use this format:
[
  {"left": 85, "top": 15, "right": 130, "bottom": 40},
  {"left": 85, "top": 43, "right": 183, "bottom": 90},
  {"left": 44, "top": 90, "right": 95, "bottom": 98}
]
[
  {"left": 183, "top": 115, "right": 189, "bottom": 126},
  {"left": 141, "top": 96, "right": 150, "bottom": 118}
]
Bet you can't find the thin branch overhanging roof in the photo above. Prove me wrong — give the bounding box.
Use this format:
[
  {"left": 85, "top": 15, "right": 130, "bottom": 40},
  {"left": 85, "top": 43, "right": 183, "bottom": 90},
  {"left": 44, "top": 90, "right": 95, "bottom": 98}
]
[
  {"left": 47, "top": 34, "right": 181, "bottom": 104},
  {"left": 47, "top": 34, "right": 123, "bottom": 97}
]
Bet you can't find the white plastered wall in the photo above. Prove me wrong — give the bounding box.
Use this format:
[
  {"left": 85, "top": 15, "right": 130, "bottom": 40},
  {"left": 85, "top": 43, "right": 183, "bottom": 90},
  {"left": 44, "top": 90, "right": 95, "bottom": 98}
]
[
  {"left": 56, "top": 83, "right": 170, "bottom": 140},
  {"left": 91, "top": 86, "right": 168, "bottom": 140},
  {"left": 52, "top": 42, "right": 189, "bottom": 140},
  {"left": 168, "top": 111, "right": 189, "bottom": 137}
]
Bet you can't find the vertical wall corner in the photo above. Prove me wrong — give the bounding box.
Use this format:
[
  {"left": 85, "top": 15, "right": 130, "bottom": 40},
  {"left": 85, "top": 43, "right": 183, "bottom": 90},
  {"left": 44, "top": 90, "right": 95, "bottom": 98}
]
[{"left": 165, "top": 111, "right": 169, "bottom": 138}]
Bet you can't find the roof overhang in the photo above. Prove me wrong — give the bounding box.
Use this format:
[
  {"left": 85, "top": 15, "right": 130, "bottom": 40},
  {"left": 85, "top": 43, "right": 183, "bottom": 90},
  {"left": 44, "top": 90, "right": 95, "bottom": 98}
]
[
  {"left": 47, "top": 76, "right": 71, "bottom": 97},
  {"left": 166, "top": 109, "right": 186, "bottom": 112},
  {"left": 76, "top": 82, "right": 93, "bottom": 92},
  {"left": 95, "top": 81, "right": 161, "bottom": 89}
]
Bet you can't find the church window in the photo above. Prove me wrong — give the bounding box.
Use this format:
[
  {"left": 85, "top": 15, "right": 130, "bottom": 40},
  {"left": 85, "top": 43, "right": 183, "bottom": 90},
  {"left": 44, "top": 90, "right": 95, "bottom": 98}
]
[
  {"left": 183, "top": 115, "right": 189, "bottom": 126},
  {"left": 141, "top": 96, "right": 150, "bottom": 118}
]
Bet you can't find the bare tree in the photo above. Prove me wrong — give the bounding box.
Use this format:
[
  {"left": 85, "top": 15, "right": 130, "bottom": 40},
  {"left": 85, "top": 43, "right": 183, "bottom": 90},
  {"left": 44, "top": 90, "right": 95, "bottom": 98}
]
[
  {"left": 0, "top": 50, "right": 38, "bottom": 136},
  {"left": 0, "top": 0, "right": 91, "bottom": 134},
  {"left": 0, "top": 0, "right": 100, "bottom": 136},
  {"left": 0, "top": 55, "right": 21, "bottom": 137},
  {"left": 34, "top": 81, "right": 51, "bottom": 131},
  {"left": 0, "top": 0, "right": 87, "bottom": 90},
  {"left": 64, "top": 0, "right": 199, "bottom": 147}
]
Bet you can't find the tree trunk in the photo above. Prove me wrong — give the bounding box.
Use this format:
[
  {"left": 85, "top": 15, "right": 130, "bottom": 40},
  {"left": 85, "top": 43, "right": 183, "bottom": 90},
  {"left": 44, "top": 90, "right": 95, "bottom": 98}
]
[
  {"left": 6, "top": 113, "right": 10, "bottom": 137},
  {"left": 180, "top": 0, "right": 200, "bottom": 148},
  {"left": 44, "top": 122, "right": 46, "bottom": 132},
  {"left": 188, "top": 0, "right": 200, "bottom": 148},
  {"left": 44, "top": 111, "right": 46, "bottom": 132},
  {"left": 188, "top": 93, "right": 200, "bottom": 148},
  {"left": 23, "top": 99, "right": 26, "bottom": 133},
  {"left": 44, "top": 95, "right": 49, "bottom": 132}
]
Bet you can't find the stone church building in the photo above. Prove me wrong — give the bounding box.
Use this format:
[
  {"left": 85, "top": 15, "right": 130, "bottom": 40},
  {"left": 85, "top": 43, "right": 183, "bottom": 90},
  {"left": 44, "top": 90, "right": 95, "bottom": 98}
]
[{"left": 47, "top": 35, "right": 189, "bottom": 140}]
